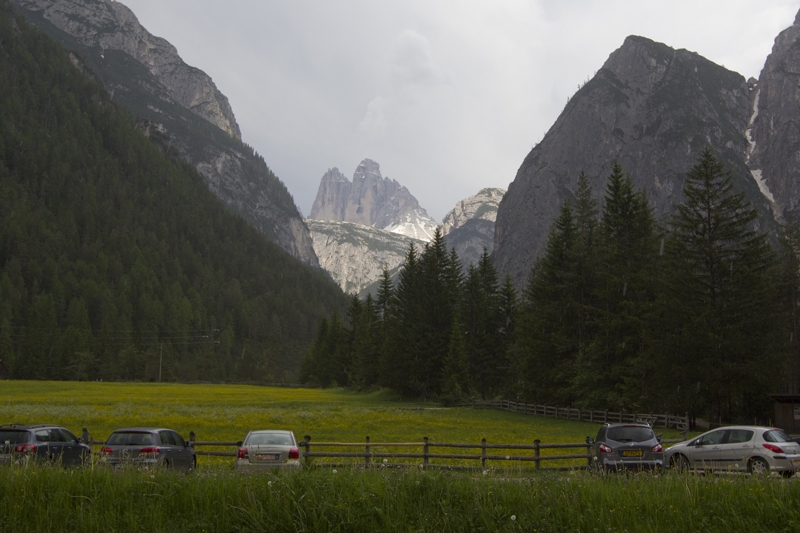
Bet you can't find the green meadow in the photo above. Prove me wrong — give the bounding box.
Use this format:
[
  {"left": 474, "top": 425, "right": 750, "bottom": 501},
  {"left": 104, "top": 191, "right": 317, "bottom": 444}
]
[
  {"left": 6, "top": 382, "right": 798, "bottom": 532},
  {"left": 0, "top": 381, "right": 627, "bottom": 458}
]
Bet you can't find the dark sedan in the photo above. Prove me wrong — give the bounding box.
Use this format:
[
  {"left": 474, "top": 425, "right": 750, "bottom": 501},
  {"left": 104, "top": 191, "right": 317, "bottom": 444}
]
[{"left": 99, "top": 428, "right": 196, "bottom": 472}]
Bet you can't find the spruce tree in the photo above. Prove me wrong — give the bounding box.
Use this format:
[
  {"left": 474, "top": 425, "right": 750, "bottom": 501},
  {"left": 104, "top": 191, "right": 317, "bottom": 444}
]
[
  {"left": 656, "top": 148, "right": 778, "bottom": 422},
  {"left": 575, "top": 161, "right": 658, "bottom": 411}
]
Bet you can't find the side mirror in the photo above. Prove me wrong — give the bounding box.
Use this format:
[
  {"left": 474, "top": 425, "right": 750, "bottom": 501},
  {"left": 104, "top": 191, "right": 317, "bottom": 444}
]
[
  {"left": 586, "top": 437, "right": 594, "bottom": 445},
  {"left": 656, "top": 433, "right": 663, "bottom": 443},
  {"left": 298, "top": 441, "right": 307, "bottom": 447},
  {"left": 77, "top": 438, "right": 84, "bottom": 444}
]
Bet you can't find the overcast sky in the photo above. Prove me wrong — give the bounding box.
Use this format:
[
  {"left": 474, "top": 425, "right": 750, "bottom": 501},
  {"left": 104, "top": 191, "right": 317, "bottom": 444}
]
[{"left": 120, "top": 0, "right": 798, "bottom": 221}]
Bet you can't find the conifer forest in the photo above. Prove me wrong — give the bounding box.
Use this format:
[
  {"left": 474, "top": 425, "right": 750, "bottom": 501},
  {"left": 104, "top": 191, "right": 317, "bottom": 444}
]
[{"left": 302, "top": 152, "right": 800, "bottom": 424}]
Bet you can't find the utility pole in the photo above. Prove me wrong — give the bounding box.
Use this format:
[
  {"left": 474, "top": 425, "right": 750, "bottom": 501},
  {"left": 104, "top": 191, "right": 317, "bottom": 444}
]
[{"left": 159, "top": 342, "right": 163, "bottom": 383}]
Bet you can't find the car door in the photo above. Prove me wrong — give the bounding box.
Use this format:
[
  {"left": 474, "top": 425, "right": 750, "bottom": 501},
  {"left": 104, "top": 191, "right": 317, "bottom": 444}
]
[
  {"left": 170, "top": 431, "right": 191, "bottom": 470},
  {"left": 59, "top": 428, "right": 82, "bottom": 466},
  {"left": 687, "top": 429, "right": 726, "bottom": 470},
  {"left": 157, "top": 430, "right": 177, "bottom": 467},
  {"left": 716, "top": 429, "right": 754, "bottom": 471}
]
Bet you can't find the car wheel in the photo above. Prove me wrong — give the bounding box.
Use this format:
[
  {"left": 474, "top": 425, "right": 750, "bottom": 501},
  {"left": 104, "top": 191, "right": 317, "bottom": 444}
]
[
  {"left": 79, "top": 449, "right": 90, "bottom": 467},
  {"left": 671, "top": 454, "right": 690, "bottom": 474},
  {"left": 781, "top": 470, "right": 793, "bottom": 479},
  {"left": 162, "top": 459, "right": 171, "bottom": 470},
  {"left": 748, "top": 457, "right": 769, "bottom": 476},
  {"left": 189, "top": 457, "right": 196, "bottom": 473}
]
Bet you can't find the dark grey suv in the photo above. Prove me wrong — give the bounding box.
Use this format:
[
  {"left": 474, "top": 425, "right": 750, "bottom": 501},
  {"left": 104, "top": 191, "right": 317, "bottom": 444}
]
[
  {"left": 99, "top": 428, "right": 196, "bottom": 472},
  {"left": 0, "top": 424, "right": 91, "bottom": 466},
  {"left": 586, "top": 423, "right": 663, "bottom": 472}
]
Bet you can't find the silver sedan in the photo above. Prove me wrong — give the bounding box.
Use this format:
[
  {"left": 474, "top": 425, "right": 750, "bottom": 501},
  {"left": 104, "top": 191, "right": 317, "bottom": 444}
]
[
  {"left": 235, "top": 430, "right": 302, "bottom": 472},
  {"left": 665, "top": 426, "right": 800, "bottom": 477}
]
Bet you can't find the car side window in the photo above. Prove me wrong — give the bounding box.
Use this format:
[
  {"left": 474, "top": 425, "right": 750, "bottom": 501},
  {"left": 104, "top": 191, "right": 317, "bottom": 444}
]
[
  {"left": 47, "top": 429, "right": 65, "bottom": 442},
  {"left": 170, "top": 431, "right": 185, "bottom": 447},
  {"left": 60, "top": 429, "right": 78, "bottom": 443},
  {"left": 158, "top": 431, "right": 175, "bottom": 446},
  {"left": 726, "top": 430, "right": 754, "bottom": 444},
  {"left": 596, "top": 427, "right": 606, "bottom": 441},
  {"left": 35, "top": 430, "right": 49, "bottom": 443},
  {"left": 697, "top": 430, "right": 725, "bottom": 445}
]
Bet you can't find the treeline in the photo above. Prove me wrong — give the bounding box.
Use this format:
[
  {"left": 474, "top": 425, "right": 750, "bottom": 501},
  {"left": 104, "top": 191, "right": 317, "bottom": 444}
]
[
  {"left": 0, "top": 1, "right": 348, "bottom": 382},
  {"left": 302, "top": 150, "right": 800, "bottom": 424}
]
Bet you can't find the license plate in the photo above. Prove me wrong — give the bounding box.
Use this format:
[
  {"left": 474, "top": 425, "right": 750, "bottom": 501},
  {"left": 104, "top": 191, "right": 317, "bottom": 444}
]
[
  {"left": 622, "top": 450, "right": 643, "bottom": 457},
  {"left": 257, "top": 454, "right": 279, "bottom": 461},
  {"left": 792, "top": 459, "right": 800, "bottom": 466}
]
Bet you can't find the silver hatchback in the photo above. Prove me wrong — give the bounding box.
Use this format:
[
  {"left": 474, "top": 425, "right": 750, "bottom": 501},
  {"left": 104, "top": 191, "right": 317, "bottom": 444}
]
[{"left": 664, "top": 426, "right": 800, "bottom": 477}]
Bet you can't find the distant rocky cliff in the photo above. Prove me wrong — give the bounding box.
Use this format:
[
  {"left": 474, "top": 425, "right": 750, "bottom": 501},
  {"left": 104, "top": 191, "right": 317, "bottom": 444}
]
[
  {"left": 494, "top": 35, "right": 775, "bottom": 286},
  {"left": 442, "top": 188, "right": 505, "bottom": 268},
  {"left": 310, "top": 159, "right": 438, "bottom": 242},
  {"left": 305, "top": 219, "right": 423, "bottom": 295},
  {"left": 746, "top": 10, "right": 800, "bottom": 222},
  {"left": 11, "top": 0, "right": 319, "bottom": 267}
]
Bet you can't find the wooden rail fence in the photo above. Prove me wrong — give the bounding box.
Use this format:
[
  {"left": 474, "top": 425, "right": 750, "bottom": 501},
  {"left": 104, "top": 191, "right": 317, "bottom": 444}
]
[{"left": 463, "top": 399, "right": 690, "bottom": 431}]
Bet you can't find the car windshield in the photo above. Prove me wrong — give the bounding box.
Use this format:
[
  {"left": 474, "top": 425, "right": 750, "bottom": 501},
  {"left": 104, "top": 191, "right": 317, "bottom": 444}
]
[
  {"left": 107, "top": 432, "right": 154, "bottom": 445},
  {"left": 246, "top": 433, "right": 294, "bottom": 446},
  {"left": 606, "top": 426, "right": 654, "bottom": 443},
  {"left": 763, "top": 429, "right": 793, "bottom": 443},
  {"left": 0, "top": 430, "right": 29, "bottom": 444}
]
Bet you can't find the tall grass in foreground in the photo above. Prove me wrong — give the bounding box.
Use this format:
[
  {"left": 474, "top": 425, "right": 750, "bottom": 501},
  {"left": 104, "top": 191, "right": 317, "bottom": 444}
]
[{"left": 1, "top": 464, "right": 799, "bottom": 532}]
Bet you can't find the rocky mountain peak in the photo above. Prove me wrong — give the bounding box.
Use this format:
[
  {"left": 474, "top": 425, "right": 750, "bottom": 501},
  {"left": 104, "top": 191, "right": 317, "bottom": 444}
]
[
  {"left": 441, "top": 187, "right": 505, "bottom": 236},
  {"left": 309, "top": 159, "right": 438, "bottom": 241},
  {"left": 494, "top": 33, "right": 768, "bottom": 286}
]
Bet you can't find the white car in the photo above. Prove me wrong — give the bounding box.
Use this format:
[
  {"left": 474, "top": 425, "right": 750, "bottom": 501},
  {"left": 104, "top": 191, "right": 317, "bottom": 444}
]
[
  {"left": 235, "top": 430, "right": 302, "bottom": 471},
  {"left": 665, "top": 426, "right": 800, "bottom": 477}
]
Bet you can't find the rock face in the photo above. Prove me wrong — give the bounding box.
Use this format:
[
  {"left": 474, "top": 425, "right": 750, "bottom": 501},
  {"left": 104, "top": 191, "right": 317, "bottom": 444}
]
[
  {"left": 494, "top": 35, "right": 775, "bottom": 286},
  {"left": 11, "top": 0, "right": 319, "bottom": 267},
  {"left": 746, "top": 10, "right": 800, "bottom": 222},
  {"left": 310, "top": 159, "right": 438, "bottom": 242},
  {"left": 305, "top": 219, "right": 423, "bottom": 296},
  {"left": 441, "top": 188, "right": 505, "bottom": 268}
]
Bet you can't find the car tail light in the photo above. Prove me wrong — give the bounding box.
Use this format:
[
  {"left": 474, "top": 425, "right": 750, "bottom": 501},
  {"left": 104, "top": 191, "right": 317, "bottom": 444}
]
[
  {"left": 598, "top": 444, "right": 612, "bottom": 454},
  {"left": 237, "top": 447, "right": 248, "bottom": 459},
  {"left": 763, "top": 443, "right": 785, "bottom": 454},
  {"left": 651, "top": 444, "right": 663, "bottom": 453},
  {"left": 100, "top": 446, "right": 113, "bottom": 455},
  {"left": 288, "top": 447, "right": 300, "bottom": 459},
  {"left": 14, "top": 444, "right": 35, "bottom": 453},
  {"left": 139, "top": 447, "right": 160, "bottom": 456}
]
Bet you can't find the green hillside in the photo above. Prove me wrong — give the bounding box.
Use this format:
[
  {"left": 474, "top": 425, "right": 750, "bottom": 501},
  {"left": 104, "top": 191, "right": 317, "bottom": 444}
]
[{"left": 0, "top": 0, "right": 348, "bottom": 382}]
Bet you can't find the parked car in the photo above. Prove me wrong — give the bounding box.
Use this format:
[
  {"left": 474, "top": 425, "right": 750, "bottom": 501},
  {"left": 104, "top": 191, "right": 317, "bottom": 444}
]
[
  {"left": 664, "top": 426, "right": 800, "bottom": 477},
  {"left": 586, "top": 423, "right": 663, "bottom": 472},
  {"left": 99, "top": 428, "right": 196, "bottom": 472},
  {"left": 0, "top": 424, "right": 91, "bottom": 467},
  {"left": 235, "top": 430, "right": 302, "bottom": 471}
]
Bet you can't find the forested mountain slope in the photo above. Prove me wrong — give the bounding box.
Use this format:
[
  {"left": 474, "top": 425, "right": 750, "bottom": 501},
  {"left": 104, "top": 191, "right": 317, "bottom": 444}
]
[
  {"left": 0, "top": 0, "right": 348, "bottom": 382},
  {"left": 9, "top": 0, "right": 319, "bottom": 267}
]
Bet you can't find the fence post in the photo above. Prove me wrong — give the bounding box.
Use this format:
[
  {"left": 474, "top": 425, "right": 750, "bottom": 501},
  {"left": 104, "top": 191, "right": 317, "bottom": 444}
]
[
  {"left": 303, "top": 435, "right": 311, "bottom": 464},
  {"left": 589, "top": 410, "right": 593, "bottom": 423},
  {"left": 481, "top": 438, "right": 487, "bottom": 468},
  {"left": 534, "top": 439, "right": 541, "bottom": 470},
  {"left": 423, "top": 436, "right": 429, "bottom": 468},
  {"left": 578, "top": 408, "right": 581, "bottom": 422},
  {"left": 365, "top": 436, "right": 371, "bottom": 467}
]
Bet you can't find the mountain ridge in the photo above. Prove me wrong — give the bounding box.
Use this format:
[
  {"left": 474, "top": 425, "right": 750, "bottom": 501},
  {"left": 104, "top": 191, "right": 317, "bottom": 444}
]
[{"left": 10, "top": 0, "right": 320, "bottom": 267}]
